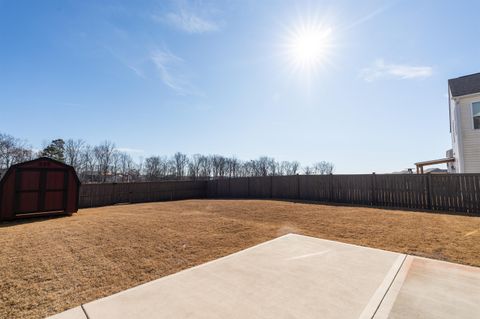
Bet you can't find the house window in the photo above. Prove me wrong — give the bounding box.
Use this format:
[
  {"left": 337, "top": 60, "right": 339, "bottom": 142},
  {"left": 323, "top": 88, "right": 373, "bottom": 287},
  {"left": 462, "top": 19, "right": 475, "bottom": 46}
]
[{"left": 473, "top": 102, "right": 480, "bottom": 129}]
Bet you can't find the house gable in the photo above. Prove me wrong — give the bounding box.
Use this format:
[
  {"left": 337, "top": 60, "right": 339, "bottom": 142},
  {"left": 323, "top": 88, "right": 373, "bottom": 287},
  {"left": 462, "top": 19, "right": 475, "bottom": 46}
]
[{"left": 449, "top": 72, "right": 480, "bottom": 97}]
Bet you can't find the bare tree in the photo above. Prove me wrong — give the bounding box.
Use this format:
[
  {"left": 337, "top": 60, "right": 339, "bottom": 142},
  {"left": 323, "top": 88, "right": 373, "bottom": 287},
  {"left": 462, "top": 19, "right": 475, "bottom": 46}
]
[
  {"left": 0, "top": 133, "right": 33, "bottom": 169},
  {"left": 212, "top": 155, "right": 227, "bottom": 178},
  {"left": 289, "top": 161, "right": 300, "bottom": 175},
  {"left": 188, "top": 154, "right": 202, "bottom": 180},
  {"left": 226, "top": 156, "right": 240, "bottom": 178},
  {"left": 303, "top": 166, "right": 313, "bottom": 175},
  {"left": 79, "top": 145, "right": 96, "bottom": 182},
  {"left": 268, "top": 159, "right": 279, "bottom": 176},
  {"left": 313, "top": 161, "right": 335, "bottom": 175},
  {"left": 173, "top": 152, "right": 188, "bottom": 179},
  {"left": 157, "top": 156, "right": 168, "bottom": 179},
  {"left": 111, "top": 150, "right": 121, "bottom": 182},
  {"left": 137, "top": 156, "right": 144, "bottom": 181},
  {"left": 255, "top": 156, "right": 276, "bottom": 176},
  {"left": 64, "top": 139, "right": 85, "bottom": 170},
  {"left": 144, "top": 156, "right": 161, "bottom": 181},
  {"left": 278, "top": 161, "right": 287, "bottom": 176},
  {"left": 119, "top": 152, "right": 134, "bottom": 182},
  {"left": 165, "top": 158, "right": 175, "bottom": 178},
  {"left": 93, "top": 141, "right": 116, "bottom": 183},
  {"left": 198, "top": 155, "right": 212, "bottom": 179},
  {"left": 241, "top": 160, "right": 257, "bottom": 177}
]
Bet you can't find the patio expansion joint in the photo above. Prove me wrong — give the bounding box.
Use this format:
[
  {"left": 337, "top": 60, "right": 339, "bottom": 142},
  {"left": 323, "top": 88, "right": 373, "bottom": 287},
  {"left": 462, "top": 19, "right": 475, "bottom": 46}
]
[
  {"left": 80, "top": 304, "right": 91, "bottom": 319},
  {"left": 369, "top": 254, "right": 408, "bottom": 319}
]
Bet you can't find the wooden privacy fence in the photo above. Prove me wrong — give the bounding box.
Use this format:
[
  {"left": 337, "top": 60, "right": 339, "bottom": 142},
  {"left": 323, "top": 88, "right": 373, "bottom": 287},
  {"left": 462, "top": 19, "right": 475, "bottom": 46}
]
[
  {"left": 206, "top": 174, "right": 480, "bottom": 215},
  {"left": 77, "top": 175, "right": 480, "bottom": 214},
  {"left": 79, "top": 180, "right": 207, "bottom": 208}
]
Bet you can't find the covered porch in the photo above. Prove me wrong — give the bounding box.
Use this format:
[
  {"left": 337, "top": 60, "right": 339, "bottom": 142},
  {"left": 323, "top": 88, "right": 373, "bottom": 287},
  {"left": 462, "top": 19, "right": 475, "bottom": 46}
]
[{"left": 414, "top": 157, "right": 455, "bottom": 174}]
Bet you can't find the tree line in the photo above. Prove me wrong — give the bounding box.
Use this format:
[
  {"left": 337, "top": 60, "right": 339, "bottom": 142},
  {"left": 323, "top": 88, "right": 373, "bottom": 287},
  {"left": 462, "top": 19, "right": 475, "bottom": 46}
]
[{"left": 0, "top": 133, "right": 334, "bottom": 183}]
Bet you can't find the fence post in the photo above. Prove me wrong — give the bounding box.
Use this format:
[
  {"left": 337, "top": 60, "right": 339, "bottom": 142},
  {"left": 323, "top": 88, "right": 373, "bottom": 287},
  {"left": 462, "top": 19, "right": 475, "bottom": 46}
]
[
  {"left": 329, "top": 173, "right": 333, "bottom": 202},
  {"left": 128, "top": 183, "right": 132, "bottom": 203},
  {"left": 426, "top": 173, "right": 432, "bottom": 210},
  {"left": 297, "top": 174, "right": 300, "bottom": 200},
  {"left": 270, "top": 175, "right": 273, "bottom": 198},
  {"left": 228, "top": 177, "right": 232, "bottom": 198},
  {"left": 247, "top": 177, "right": 250, "bottom": 198},
  {"left": 111, "top": 183, "right": 116, "bottom": 205},
  {"left": 371, "top": 173, "right": 376, "bottom": 206},
  {"left": 89, "top": 185, "right": 93, "bottom": 207}
]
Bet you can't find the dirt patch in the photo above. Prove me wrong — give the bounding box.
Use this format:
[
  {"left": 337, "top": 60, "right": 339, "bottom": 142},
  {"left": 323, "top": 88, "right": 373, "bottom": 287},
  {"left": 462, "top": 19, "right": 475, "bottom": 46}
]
[{"left": 1, "top": 199, "right": 479, "bottom": 318}]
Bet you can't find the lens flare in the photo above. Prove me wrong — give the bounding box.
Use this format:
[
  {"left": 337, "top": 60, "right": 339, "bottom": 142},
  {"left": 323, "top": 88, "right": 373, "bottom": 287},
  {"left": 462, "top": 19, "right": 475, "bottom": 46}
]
[{"left": 283, "top": 20, "right": 334, "bottom": 75}]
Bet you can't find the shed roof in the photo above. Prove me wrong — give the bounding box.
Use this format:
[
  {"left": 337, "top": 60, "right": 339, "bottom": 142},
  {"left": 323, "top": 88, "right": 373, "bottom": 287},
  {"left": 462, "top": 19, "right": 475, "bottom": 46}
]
[
  {"left": 0, "top": 157, "right": 81, "bottom": 187},
  {"left": 448, "top": 72, "right": 480, "bottom": 97}
]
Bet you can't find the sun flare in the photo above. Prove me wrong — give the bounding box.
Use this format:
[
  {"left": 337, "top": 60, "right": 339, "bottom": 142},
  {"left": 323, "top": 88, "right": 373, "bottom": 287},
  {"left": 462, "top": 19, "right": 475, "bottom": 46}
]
[{"left": 284, "top": 22, "right": 333, "bottom": 74}]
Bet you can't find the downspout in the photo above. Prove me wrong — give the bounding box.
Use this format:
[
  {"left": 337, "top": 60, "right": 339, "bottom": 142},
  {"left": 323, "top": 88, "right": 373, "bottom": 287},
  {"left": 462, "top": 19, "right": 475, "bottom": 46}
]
[{"left": 453, "top": 98, "right": 465, "bottom": 172}]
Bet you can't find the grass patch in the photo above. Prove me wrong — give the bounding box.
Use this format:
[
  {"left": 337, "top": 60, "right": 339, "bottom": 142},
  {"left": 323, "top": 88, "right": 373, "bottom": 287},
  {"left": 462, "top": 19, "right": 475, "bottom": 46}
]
[{"left": 1, "top": 199, "right": 479, "bottom": 318}]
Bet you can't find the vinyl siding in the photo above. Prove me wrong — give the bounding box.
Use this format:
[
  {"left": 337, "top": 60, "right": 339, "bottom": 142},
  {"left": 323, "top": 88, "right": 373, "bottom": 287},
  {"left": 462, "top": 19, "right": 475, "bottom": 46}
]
[{"left": 458, "top": 94, "right": 480, "bottom": 173}]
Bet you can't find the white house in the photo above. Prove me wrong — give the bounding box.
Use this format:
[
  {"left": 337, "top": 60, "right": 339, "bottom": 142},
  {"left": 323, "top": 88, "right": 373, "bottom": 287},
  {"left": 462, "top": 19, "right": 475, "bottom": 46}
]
[
  {"left": 447, "top": 73, "right": 480, "bottom": 173},
  {"left": 414, "top": 73, "right": 480, "bottom": 173}
]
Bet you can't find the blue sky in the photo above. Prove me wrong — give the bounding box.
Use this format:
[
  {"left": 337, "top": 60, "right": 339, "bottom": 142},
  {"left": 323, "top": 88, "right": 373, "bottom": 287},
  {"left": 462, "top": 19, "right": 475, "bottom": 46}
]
[{"left": 1, "top": 0, "right": 479, "bottom": 173}]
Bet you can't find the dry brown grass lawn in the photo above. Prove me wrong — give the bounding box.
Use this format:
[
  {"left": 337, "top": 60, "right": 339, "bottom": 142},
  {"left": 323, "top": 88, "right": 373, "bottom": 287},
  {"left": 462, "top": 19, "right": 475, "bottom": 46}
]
[{"left": 1, "top": 199, "right": 480, "bottom": 319}]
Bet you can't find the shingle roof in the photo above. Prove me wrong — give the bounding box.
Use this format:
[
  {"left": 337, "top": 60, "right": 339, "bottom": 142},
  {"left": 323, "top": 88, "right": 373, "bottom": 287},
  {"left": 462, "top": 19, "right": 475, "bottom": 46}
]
[{"left": 448, "top": 72, "right": 480, "bottom": 97}]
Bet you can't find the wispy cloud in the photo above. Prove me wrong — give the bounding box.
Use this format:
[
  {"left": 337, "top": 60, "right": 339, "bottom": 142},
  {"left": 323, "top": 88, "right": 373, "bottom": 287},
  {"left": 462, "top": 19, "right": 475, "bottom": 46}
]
[
  {"left": 150, "top": 48, "right": 200, "bottom": 95},
  {"left": 153, "top": 1, "right": 220, "bottom": 34},
  {"left": 344, "top": 4, "right": 391, "bottom": 30},
  {"left": 361, "top": 59, "right": 433, "bottom": 82},
  {"left": 102, "top": 44, "right": 147, "bottom": 78},
  {"left": 101, "top": 40, "right": 201, "bottom": 95}
]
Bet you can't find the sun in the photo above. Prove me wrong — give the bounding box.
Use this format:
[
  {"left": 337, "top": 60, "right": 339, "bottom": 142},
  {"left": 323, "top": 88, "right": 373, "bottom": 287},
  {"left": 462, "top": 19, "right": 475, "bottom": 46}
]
[{"left": 284, "top": 22, "right": 334, "bottom": 74}]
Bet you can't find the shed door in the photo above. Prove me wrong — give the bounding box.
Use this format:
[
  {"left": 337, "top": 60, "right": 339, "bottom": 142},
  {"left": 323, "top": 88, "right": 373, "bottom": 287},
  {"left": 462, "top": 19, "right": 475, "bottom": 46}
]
[{"left": 14, "top": 168, "right": 68, "bottom": 215}]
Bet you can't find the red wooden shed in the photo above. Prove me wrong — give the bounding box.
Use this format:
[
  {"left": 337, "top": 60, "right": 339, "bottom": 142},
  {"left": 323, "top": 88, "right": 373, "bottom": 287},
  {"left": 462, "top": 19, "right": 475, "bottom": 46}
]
[{"left": 0, "top": 157, "right": 80, "bottom": 221}]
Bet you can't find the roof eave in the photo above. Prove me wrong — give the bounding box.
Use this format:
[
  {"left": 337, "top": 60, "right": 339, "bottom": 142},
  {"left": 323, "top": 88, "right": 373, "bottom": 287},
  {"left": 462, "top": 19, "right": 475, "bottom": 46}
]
[{"left": 451, "top": 91, "right": 480, "bottom": 99}]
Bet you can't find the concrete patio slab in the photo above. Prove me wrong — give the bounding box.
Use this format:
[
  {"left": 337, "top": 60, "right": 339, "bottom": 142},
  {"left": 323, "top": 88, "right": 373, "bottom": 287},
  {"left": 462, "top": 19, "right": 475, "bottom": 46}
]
[
  {"left": 48, "top": 234, "right": 480, "bottom": 319},
  {"left": 82, "top": 234, "right": 405, "bottom": 319},
  {"left": 46, "top": 306, "right": 87, "bottom": 319},
  {"left": 374, "top": 256, "right": 480, "bottom": 319}
]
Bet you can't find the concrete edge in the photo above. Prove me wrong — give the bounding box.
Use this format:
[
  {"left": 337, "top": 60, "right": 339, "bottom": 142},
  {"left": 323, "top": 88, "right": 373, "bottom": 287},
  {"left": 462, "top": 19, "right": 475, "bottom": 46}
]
[
  {"left": 45, "top": 306, "right": 88, "bottom": 319},
  {"left": 358, "top": 254, "right": 407, "bottom": 319},
  {"left": 411, "top": 255, "right": 480, "bottom": 270},
  {"left": 289, "top": 233, "right": 404, "bottom": 256},
  {"left": 372, "top": 255, "right": 414, "bottom": 319}
]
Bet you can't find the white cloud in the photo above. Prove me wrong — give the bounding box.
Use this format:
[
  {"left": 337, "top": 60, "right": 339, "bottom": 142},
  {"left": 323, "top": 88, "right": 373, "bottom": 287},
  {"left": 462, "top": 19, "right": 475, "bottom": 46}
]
[
  {"left": 150, "top": 49, "right": 200, "bottom": 95},
  {"left": 154, "top": 1, "right": 220, "bottom": 34},
  {"left": 361, "top": 59, "right": 433, "bottom": 82},
  {"left": 345, "top": 4, "right": 391, "bottom": 30}
]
